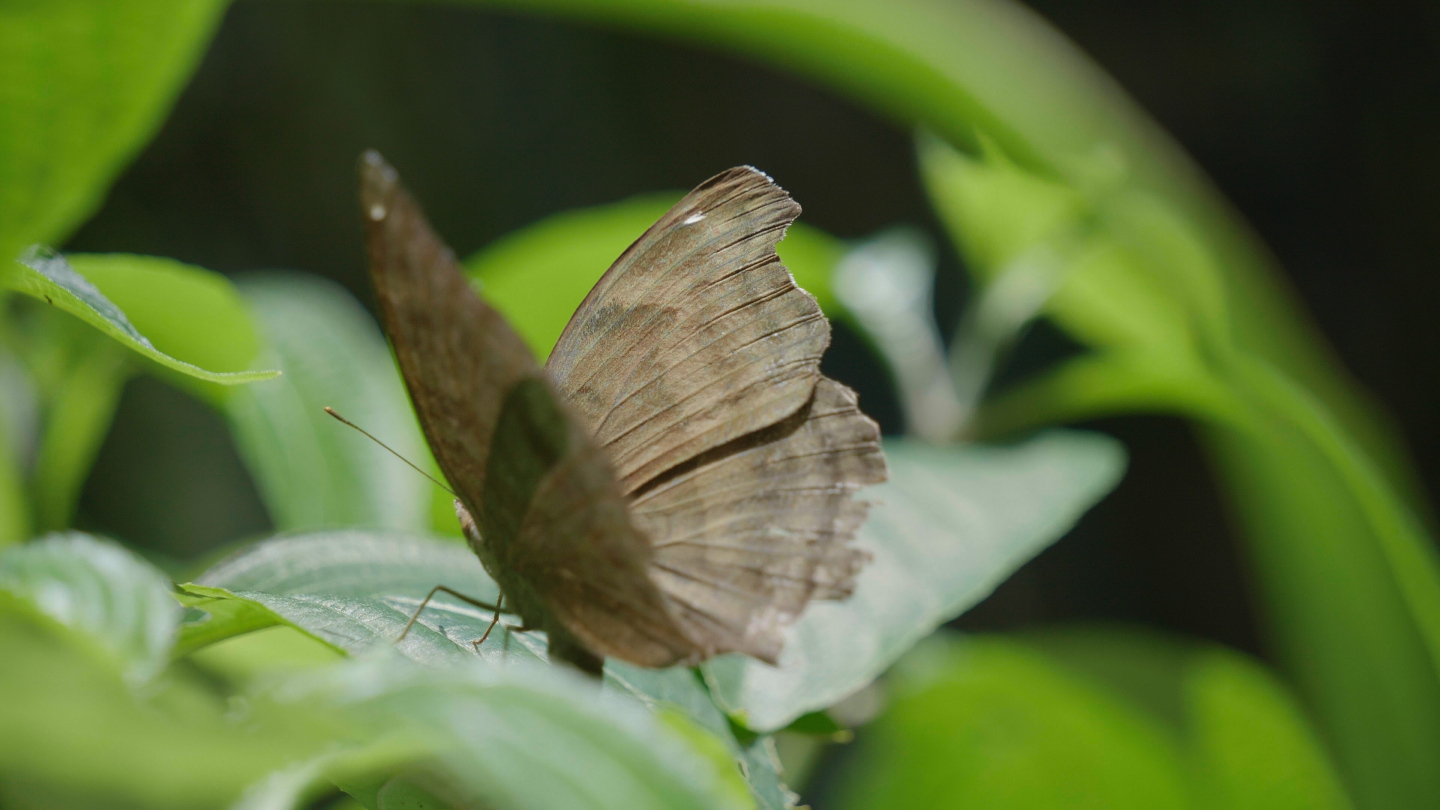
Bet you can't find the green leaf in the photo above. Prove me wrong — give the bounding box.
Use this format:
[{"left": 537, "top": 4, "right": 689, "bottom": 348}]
[
  {"left": 0, "top": 0, "right": 227, "bottom": 265},
  {"left": 705, "top": 431, "right": 1126, "bottom": 732},
  {"left": 68, "top": 253, "right": 270, "bottom": 398},
  {"left": 834, "top": 635, "right": 1189, "bottom": 809},
  {"left": 923, "top": 113, "right": 1440, "bottom": 809},
  {"left": 1184, "top": 648, "right": 1354, "bottom": 810},
  {"left": 0, "top": 532, "right": 180, "bottom": 686},
  {"left": 466, "top": 194, "right": 845, "bottom": 360},
  {"left": 226, "top": 274, "right": 436, "bottom": 534},
  {"left": 8, "top": 247, "right": 278, "bottom": 387},
  {"left": 279, "top": 653, "right": 753, "bottom": 810},
  {"left": 190, "top": 530, "right": 508, "bottom": 663},
  {"left": 188, "top": 531, "right": 787, "bottom": 808},
  {"left": 28, "top": 326, "right": 128, "bottom": 532},
  {"left": 0, "top": 597, "right": 332, "bottom": 810}
]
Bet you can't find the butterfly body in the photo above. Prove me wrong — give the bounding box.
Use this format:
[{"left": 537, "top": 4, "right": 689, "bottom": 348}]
[{"left": 360, "top": 151, "right": 886, "bottom": 673}]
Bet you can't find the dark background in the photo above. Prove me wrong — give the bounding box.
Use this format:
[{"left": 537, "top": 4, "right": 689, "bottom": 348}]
[{"left": 68, "top": 0, "right": 1439, "bottom": 686}]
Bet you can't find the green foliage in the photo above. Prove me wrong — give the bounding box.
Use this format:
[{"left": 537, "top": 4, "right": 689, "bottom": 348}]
[
  {"left": 920, "top": 124, "right": 1440, "bottom": 808},
  {"left": 0, "top": 250, "right": 277, "bottom": 540},
  {"left": 837, "top": 632, "right": 1352, "bottom": 810},
  {"left": 0, "top": 0, "right": 228, "bottom": 267},
  {"left": 9, "top": 249, "right": 276, "bottom": 389},
  {"left": 225, "top": 275, "right": 437, "bottom": 535},
  {"left": 2, "top": 0, "right": 1434, "bottom": 807}
]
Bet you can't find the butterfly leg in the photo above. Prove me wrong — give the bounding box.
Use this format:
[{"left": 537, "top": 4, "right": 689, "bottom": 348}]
[
  {"left": 397, "top": 585, "right": 506, "bottom": 643},
  {"left": 471, "top": 595, "right": 505, "bottom": 651}
]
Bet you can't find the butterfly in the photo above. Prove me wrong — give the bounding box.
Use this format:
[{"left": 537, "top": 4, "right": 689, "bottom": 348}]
[{"left": 358, "top": 150, "right": 886, "bottom": 674}]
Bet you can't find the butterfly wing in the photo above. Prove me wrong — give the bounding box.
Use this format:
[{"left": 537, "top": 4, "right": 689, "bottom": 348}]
[
  {"left": 546, "top": 167, "right": 828, "bottom": 493},
  {"left": 359, "top": 151, "right": 697, "bottom": 668},
  {"left": 547, "top": 167, "right": 886, "bottom": 663},
  {"left": 630, "top": 379, "right": 886, "bottom": 662}
]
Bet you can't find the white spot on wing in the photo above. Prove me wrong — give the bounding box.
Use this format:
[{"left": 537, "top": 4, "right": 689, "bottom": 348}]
[{"left": 683, "top": 212, "right": 705, "bottom": 225}]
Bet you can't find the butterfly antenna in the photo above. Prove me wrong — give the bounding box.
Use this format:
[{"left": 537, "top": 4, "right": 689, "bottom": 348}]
[{"left": 323, "top": 406, "right": 456, "bottom": 496}]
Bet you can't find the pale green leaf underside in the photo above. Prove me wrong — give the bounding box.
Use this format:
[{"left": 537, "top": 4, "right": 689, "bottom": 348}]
[{"left": 706, "top": 431, "right": 1126, "bottom": 731}]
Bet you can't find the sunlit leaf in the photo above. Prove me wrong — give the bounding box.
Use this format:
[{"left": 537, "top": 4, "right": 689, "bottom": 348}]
[
  {"left": 8, "top": 248, "right": 278, "bottom": 386},
  {"left": 0, "top": 532, "right": 180, "bottom": 686},
  {"left": 705, "top": 431, "right": 1125, "bottom": 732}
]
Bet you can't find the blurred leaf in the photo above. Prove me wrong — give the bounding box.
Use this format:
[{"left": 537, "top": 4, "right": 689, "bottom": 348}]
[
  {"left": 0, "top": 353, "right": 35, "bottom": 545},
  {"left": 466, "top": 193, "right": 845, "bottom": 360},
  {"left": 1025, "top": 626, "right": 1353, "bottom": 810},
  {"left": 1184, "top": 648, "right": 1354, "bottom": 810},
  {"left": 188, "top": 531, "right": 788, "bottom": 808},
  {"left": 279, "top": 653, "right": 753, "bottom": 810},
  {"left": 834, "top": 635, "right": 1190, "bottom": 809},
  {"left": 0, "top": 0, "right": 227, "bottom": 266},
  {"left": 831, "top": 228, "right": 962, "bottom": 440},
  {"left": 227, "top": 274, "right": 435, "bottom": 534},
  {"left": 925, "top": 121, "right": 1440, "bottom": 808},
  {"left": 8, "top": 247, "right": 278, "bottom": 386},
  {"left": 0, "top": 532, "right": 180, "bottom": 686},
  {"left": 705, "top": 431, "right": 1125, "bottom": 732},
  {"left": 0, "top": 597, "right": 329, "bottom": 810},
  {"left": 28, "top": 328, "right": 127, "bottom": 532}
]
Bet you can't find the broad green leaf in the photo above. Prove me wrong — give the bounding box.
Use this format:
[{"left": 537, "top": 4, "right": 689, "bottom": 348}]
[
  {"left": 1025, "top": 626, "right": 1353, "bottom": 810},
  {"left": 705, "top": 431, "right": 1125, "bottom": 732},
  {"left": 8, "top": 247, "right": 278, "bottom": 386},
  {"left": 278, "top": 652, "right": 752, "bottom": 810},
  {"left": 187, "top": 531, "right": 787, "bottom": 808},
  {"left": 834, "top": 635, "right": 1189, "bottom": 809},
  {"left": 0, "top": 0, "right": 227, "bottom": 265},
  {"left": 0, "top": 598, "right": 332, "bottom": 810},
  {"left": 466, "top": 194, "right": 845, "bottom": 360},
  {"left": 226, "top": 274, "right": 434, "bottom": 534},
  {"left": 1184, "top": 648, "right": 1354, "bottom": 810},
  {"left": 0, "top": 532, "right": 179, "bottom": 686}
]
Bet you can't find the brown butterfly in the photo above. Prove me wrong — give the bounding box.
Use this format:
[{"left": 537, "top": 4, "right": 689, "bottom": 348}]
[{"left": 358, "top": 150, "right": 886, "bottom": 675}]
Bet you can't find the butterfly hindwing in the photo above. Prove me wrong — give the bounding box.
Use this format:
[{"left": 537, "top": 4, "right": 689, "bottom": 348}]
[{"left": 629, "top": 379, "right": 886, "bottom": 662}]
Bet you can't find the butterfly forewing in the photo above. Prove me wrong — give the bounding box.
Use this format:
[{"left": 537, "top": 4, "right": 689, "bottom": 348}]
[{"left": 358, "top": 152, "right": 697, "bottom": 668}]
